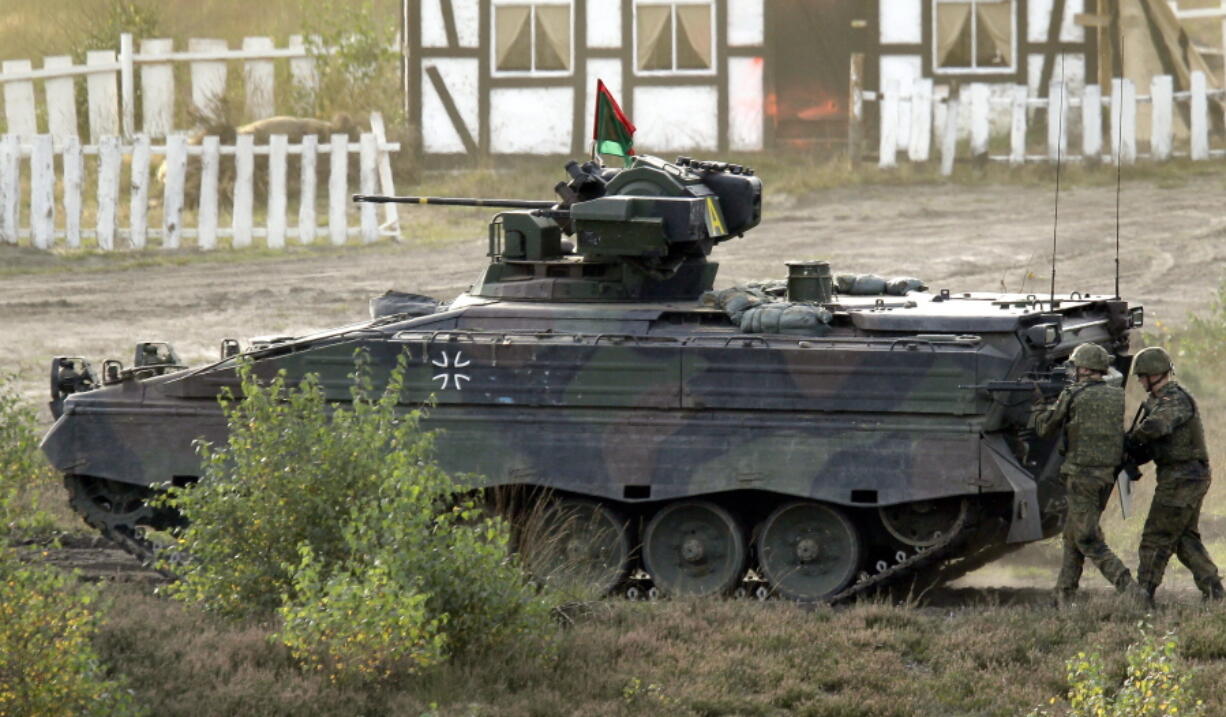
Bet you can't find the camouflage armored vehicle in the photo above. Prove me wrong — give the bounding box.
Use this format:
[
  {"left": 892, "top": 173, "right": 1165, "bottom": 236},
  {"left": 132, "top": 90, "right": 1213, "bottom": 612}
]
[{"left": 41, "top": 154, "right": 1144, "bottom": 602}]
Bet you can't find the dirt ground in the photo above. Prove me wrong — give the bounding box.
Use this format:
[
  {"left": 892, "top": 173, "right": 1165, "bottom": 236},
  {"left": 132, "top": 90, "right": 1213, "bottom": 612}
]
[{"left": 4, "top": 178, "right": 1224, "bottom": 594}]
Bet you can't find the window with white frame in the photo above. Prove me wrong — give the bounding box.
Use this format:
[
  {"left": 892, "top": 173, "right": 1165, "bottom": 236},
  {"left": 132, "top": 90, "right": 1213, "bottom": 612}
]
[
  {"left": 933, "top": 0, "right": 1015, "bottom": 72},
  {"left": 635, "top": 1, "right": 715, "bottom": 74},
  {"left": 493, "top": 1, "right": 573, "bottom": 74}
]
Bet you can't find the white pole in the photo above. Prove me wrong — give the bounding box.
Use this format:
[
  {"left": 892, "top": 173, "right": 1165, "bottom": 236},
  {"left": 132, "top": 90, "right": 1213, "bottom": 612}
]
[
  {"left": 970, "top": 83, "right": 989, "bottom": 158},
  {"left": 359, "top": 132, "right": 378, "bottom": 244},
  {"left": 129, "top": 134, "right": 151, "bottom": 249},
  {"left": 1190, "top": 70, "right": 1209, "bottom": 160},
  {"left": 1082, "top": 84, "right": 1102, "bottom": 161},
  {"left": 940, "top": 92, "right": 959, "bottom": 176},
  {"left": 96, "top": 136, "right": 121, "bottom": 250},
  {"left": 298, "top": 134, "right": 318, "bottom": 244},
  {"left": 878, "top": 79, "right": 898, "bottom": 169},
  {"left": 232, "top": 133, "right": 255, "bottom": 248},
  {"left": 43, "top": 56, "right": 79, "bottom": 140},
  {"left": 1150, "top": 75, "right": 1173, "bottom": 161},
  {"left": 63, "top": 135, "right": 83, "bottom": 248},
  {"left": 267, "top": 133, "right": 288, "bottom": 249},
  {"left": 30, "top": 135, "right": 55, "bottom": 249},
  {"left": 0, "top": 135, "right": 18, "bottom": 243},
  {"left": 162, "top": 133, "right": 187, "bottom": 248},
  {"left": 328, "top": 133, "right": 348, "bottom": 245},
  {"left": 1, "top": 60, "right": 38, "bottom": 137},
  {"left": 86, "top": 50, "right": 120, "bottom": 143},
  {"left": 120, "top": 33, "right": 135, "bottom": 139},
  {"left": 198, "top": 135, "right": 220, "bottom": 250}
]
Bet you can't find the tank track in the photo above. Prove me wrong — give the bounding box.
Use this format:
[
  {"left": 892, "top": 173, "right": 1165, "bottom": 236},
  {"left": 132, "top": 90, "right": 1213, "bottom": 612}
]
[
  {"left": 827, "top": 508, "right": 1006, "bottom": 604},
  {"left": 617, "top": 506, "right": 1010, "bottom": 604},
  {"left": 64, "top": 475, "right": 175, "bottom": 575},
  {"left": 70, "top": 473, "right": 1012, "bottom": 603}
]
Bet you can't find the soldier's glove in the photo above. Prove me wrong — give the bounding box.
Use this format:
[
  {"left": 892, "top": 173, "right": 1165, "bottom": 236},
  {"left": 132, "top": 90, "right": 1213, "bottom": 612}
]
[{"left": 1123, "top": 436, "right": 1153, "bottom": 469}]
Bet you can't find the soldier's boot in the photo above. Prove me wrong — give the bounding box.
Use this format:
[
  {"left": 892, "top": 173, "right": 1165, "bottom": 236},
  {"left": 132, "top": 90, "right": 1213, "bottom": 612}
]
[
  {"left": 1114, "top": 572, "right": 1151, "bottom": 610},
  {"left": 1123, "top": 582, "right": 1153, "bottom": 610},
  {"left": 1138, "top": 583, "right": 1158, "bottom": 610},
  {"left": 1052, "top": 588, "right": 1077, "bottom": 609},
  {"left": 1203, "top": 578, "right": 1225, "bottom": 603}
]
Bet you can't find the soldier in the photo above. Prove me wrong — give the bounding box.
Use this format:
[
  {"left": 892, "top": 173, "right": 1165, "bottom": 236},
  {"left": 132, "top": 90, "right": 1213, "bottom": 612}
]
[
  {"left": 1031, "top": 343, "right": 1145, "bottom": 607},
  {"left": 1129, "top": 346, "right": 1223, "bottom": 603}
]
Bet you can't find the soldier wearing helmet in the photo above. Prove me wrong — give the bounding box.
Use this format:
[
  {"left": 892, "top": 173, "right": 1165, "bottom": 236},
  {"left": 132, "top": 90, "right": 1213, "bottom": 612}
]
[
  {"left": 1129, "top": 346, "right": 1222, "bottom": 604},
  {"left": 1031, "top": 343, "right": 1145, "bottom": 607}
]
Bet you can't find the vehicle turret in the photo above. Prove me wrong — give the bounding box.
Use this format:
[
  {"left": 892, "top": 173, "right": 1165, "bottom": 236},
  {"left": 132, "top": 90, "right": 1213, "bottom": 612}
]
[{"left": 355, "top": 155, "right": 762, "bottom": 301}]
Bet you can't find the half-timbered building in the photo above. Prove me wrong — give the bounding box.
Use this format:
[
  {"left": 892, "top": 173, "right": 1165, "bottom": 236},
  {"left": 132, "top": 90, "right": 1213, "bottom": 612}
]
[{"left": 400, "top": 1, "right": 1217, "bottom": 158}]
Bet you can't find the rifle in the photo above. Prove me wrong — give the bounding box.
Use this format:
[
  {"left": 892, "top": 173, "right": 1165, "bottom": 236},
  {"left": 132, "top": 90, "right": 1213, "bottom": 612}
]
[
  {"left": 1115, "top": 404, "right": 1152, "bottom": 518},
  {"left": 960, "top": 366, "right": 1071, "bottom": 399}
]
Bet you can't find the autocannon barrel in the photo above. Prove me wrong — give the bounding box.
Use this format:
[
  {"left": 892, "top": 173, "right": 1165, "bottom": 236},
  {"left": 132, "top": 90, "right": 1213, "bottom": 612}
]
[{"left": 352, "top": 194, "right": 557, "bottom": 209}]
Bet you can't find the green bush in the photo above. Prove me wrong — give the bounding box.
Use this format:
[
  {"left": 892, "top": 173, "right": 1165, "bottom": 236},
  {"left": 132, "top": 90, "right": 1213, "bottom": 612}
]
[
  {"left": 161, "top": 358, "right": 402, "bottom": 616},
  {"left": 1033, "top": 625, "right": 1204, "bottom": 717},
  {"left": 294, "top": 0, "right": 403, "bottom": 125},
  {"left": 165, "top": 354, "right": 555, "bottom": 682},
  {"left": 0, "top": 549, "right": 141, "bottom": 715},
  {"left": 0, "top": 376, "right": 57, "bottom": 538}
]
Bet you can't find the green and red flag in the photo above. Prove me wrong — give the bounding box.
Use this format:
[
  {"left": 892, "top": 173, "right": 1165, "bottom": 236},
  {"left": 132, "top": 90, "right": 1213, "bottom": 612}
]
[{"left": 592, "top": 79, "right": 635, "bottom": 162}]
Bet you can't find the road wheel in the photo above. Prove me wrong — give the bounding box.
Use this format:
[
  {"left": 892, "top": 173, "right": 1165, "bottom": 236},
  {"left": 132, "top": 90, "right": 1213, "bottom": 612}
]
[
  {"left": 756, "top": 501, "right": 861, "bottom": 601},
  {"left": 642, "top": 501, "right": 746, "bottom": 597},
  {"left": 878, "top": 498, "right": 968, "bottom": 548},
  {"left": 519, "top": 498, "right": 632, "bottom": 597}
]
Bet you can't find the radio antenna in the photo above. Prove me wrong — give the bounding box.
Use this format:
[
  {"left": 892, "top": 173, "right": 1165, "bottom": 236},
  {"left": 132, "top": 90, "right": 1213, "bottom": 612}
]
[
  {"left": 1113, "top": 24, "right": 1125, "bottom": 299},
  {"left": 1049, "top": 53, "right": 1067, "bottom": 309}
]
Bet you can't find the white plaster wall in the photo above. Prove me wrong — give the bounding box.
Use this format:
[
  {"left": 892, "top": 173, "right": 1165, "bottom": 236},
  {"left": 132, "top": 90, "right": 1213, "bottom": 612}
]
[
  {"left": 880, "top": 54, "right": 921, "bottom": 149},
  {"left": 422, "top": 59, "right": 480, "bottom": 153},
  {"left": 1028, "top": 0, "right": 1084, "bottom": 43},
  {"left": 728, "top": 56, "right": 764, "bottom": 150},
  {"left": 587, "top": 0, "right": 623, "bottom": 48},
  {"left": 728, "top": 0, "right": 765, "bottom": 47},
  {"left": 585, "top": 58, "right": 624, "bottom": 148},
  {"left": 491, "top": 87, "right": 574, "bottom": 153},
  {"left": 879, "top": 0, "right": 922, "bottom": 44},
  {"left": 634, "top": 86, "right": 720, "bottom": 151},
  {"left": 422, "top": 0, "right": 480, "bottom": 48},
  {"left": 1027, "top": 53, "right": 1086, "bottom": 94}
]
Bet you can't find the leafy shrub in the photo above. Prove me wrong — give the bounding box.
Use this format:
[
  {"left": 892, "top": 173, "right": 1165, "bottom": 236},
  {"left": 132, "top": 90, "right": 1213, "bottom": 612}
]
[
  {"left": 0, "top": 377, "right": 58, "bottom": 538},
  {"left": 294, "top": 0, "right": 403, "bottom": 125},
  {"left": 161, "top": 359, "right": 402, "bottom": 616},
  {"left": 1033, "top": 625, "right": 1204, "bottom": 717},
  {"left": 0, "top": 549, "right": 141, "bottom": 715},
  {"left": 165, "top": 354, "right": 555, "bottom": 682}
]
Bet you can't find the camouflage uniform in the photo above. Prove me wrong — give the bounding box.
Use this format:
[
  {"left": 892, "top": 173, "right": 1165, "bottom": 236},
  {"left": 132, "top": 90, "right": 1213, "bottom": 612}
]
[
  {"left": 1031, "top": 376, "right": 1134, "bottom": 597},
  {"left": 1129, "top": 380, "right": 1222, "bottom": 599}
]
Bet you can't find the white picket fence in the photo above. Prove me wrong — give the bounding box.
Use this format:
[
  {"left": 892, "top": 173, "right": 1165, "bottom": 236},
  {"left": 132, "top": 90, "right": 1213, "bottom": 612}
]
[
  {"left": 0, "top": 122, "right": 401, "bottom": 251},
  {"left": 864, "top": 71, "right": 1226, "bottom": 173},
  {"left": 0, "top": 33, "right": 325, "bottom": 140}
]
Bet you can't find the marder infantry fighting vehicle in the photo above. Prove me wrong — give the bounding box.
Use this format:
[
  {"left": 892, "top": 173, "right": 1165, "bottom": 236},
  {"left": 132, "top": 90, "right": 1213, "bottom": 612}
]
[{"left": 42, "top": 154, "right": 1145, "bottom": 602}]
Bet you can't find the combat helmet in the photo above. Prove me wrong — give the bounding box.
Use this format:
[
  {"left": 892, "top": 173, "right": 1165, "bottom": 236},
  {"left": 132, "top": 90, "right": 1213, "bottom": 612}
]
[
  {"left": 1133, "top": 346, "right": 1173, "bottom": 376},
  {"left": 1070, "top": 343, "right": 1111, "bottom": 372}
]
